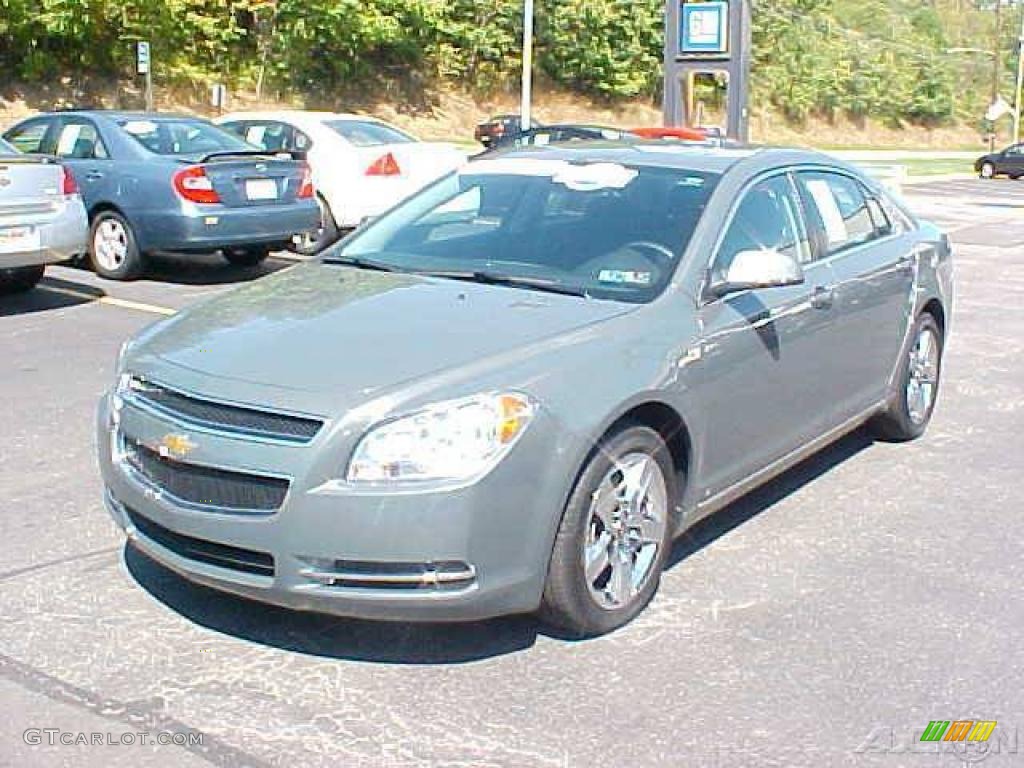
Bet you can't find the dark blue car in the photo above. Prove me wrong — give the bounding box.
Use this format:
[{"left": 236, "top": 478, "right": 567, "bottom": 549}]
[{"left": 3, "top": 111, "right": 320, "bottom": 279}]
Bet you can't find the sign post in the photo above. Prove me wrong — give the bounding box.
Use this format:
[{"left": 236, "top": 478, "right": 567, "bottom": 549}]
[
  {"left": 521, "top": 0, "right": 535, "bottom": 130},
  {"left": 663, "top": 0, "right": 751, "bottom": 141},
  {"left": 136, "top": 41, "right": 153, "bottom": 111}
]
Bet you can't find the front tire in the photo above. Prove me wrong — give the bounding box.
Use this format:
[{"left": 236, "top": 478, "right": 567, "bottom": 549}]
[
  {"left": 89, "top": 211, "right": 144, "bottom": 280},
  {"left": 870, "top": 313, "right": 943, "bottom": 441},
  {"left": 222, "top": 246, "right": 270, "bottom": 267},
  {"left": 540, "top": 424, "right": 679, "bottom": 637},
  {"left": 0, "top": 264, "right": 45, "bottom": 293},
  {"left": 980, "top": 162, "right": 995, "bottom": 179}
]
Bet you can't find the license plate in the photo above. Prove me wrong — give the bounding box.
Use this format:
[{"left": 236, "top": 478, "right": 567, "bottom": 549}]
[
  {"left": 245, "top": 178, "right": 278, "bottom": 201},
  {"left": 0, "top": 226, "right": 39, "bottom": 253}
]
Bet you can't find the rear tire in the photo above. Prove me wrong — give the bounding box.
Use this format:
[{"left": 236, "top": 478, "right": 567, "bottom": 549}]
[
  {"left": 869, "top": 313, "right": 943, "bottom": 442},
  {"left": 0, "top": 264, "right": 45, "bottom": 293},
  {"left": 291, "top": 195, "right": 339, "bottom": 255},
  {"left": 222, "top": 247, "right": 270, "bottom": 267},
  {"left": 89, "top": 211, "right": 144, "bottom": 281},
  {"left": 540, "top": 424, "right": 679, "bottom": 637}
]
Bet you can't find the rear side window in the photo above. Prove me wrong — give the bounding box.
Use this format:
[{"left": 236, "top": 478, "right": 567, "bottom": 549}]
[
  {"left": 324, "top": 120, "right": 415, "bottom": 147},
  {"left": 5, "top": 120, "right": 52, "bottom": 154},
  {"left": 55, "top": 121, "right": 108, "bottom": 159},
  {"left": 796, "top": 171, "right": 876, "bottom": 255},
  {"left": 228, "top": 121, "right": 311, "bottom": 152},
  {"left": 713, "top": 174, "right": 811, "bottom": 280}
]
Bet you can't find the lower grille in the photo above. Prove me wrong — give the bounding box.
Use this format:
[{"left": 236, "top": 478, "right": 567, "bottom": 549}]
[
  {"left": 126, "top": 506, "right": 275, "bottom": 577},
  {"left": 125, "top": 438, "right": 289, "bottom": 513}
]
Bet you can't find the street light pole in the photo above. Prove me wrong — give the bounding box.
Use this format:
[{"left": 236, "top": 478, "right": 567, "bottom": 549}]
[{"left": 521, "top": 0, "right": 534, "bottom": 130}]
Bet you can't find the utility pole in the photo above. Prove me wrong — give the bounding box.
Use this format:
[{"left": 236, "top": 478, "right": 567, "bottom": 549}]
[
  {"left": 521, "top": 0, "right": 534, "bottom": 130},
  {"left": 1014, "top": 2, "right": 1024, "bottom": 142}
]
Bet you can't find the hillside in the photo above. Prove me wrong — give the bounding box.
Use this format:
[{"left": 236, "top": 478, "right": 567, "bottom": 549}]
[{"left": 0, "top": 0, "right": 1016, "bottom": 147}]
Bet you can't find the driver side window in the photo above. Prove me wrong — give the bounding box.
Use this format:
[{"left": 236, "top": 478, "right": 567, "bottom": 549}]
[{"left": 712, "top": 174, "right": 809, "bottom": 282}]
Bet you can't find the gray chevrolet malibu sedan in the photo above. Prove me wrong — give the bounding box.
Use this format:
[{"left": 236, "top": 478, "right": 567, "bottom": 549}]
[{"left": 97, "top": 143, "right": 952, "bottom": 636}]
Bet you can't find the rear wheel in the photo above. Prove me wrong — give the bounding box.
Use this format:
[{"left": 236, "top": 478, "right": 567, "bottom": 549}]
[
  {"left": 870, "top": 313, "right": 943, "bottom": 441},
  {"left": 980, "top": 162, "right": 995, "bottom": 179},
  {"left": 540, "top": 424, "right": 678, "bottom": 637},
  {"left": 0, "top": 264, "right": 45, "bottom": 293},
  {"left": 291, "top": 195, "right": 339, "bottom": 255},
  {"left": 89, "top": 211, "right": 144, "bottom": 280},
  {"left": 222, "top": 246, "right": 270, "bottom": 267}
]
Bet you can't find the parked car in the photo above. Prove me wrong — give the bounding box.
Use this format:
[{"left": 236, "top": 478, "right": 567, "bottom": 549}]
[
  {"left": 474, "top": 113, "right": 541, "bottom": 148},
  {"left": 3, "top": 111, "right": 320, "bottom": 279},
  {"left": 217, "top": 111, "right": 466, "bottom": 253},
  {"left": 491, "top": 124, "right": 637, "bottom": 151},
  {"left": 975, "top": 143, "right": 1024, "bottom": 179},
  {"left": 630, "top": 125, "right": 709, "bottom": 141},
  {"left": 0, "top": 137, "right": 88, "bottom": 293},
  {"left": 97, "top": 143, "right": 952, "bottom": 636}
]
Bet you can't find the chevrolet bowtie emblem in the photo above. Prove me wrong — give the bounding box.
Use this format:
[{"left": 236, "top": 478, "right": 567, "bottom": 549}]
[{"left": 159, "top": 433, "right": 196, "bottom": 459}]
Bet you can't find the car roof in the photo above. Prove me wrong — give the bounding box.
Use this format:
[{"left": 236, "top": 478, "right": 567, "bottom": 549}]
[
  {"left": 41, "top": 110, "right": 204, "bottom": 122},
  {"left": 482, "top": 140, "right": 836, "bottom": 176},
  {"left": 219, "top": 110, "right": 383, "bottom": 124}
]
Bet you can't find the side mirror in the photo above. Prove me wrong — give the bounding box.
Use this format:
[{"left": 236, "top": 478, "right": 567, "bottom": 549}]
[{"left": 709, "top": 248, "right": 805, "bottom": 298}]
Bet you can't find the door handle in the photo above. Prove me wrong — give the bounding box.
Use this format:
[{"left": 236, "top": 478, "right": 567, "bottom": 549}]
[
  {"left": 810, "top": 285, "right": 835, "bottom": 310},
  {"left": 85, "top": 171, "right": 104, "bottom": 181}
]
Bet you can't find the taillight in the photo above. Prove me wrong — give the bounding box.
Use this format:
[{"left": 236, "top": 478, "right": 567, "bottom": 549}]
[
  {"left": 172, "top": 166, "right": 220, "bottom": 204},
  {"left": 365, "top": 152, "right": 401, "bottom": 177},
  {"left": 59, "top": 165, "right": 79, "bottom": 196},
  {"left": 297, "top": 164, "right": 314, "bottom": 198}
]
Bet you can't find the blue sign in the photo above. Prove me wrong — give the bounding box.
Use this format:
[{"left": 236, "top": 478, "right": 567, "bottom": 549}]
[{"left": 680, "top": 1, "right": 729, "bottom": 55}]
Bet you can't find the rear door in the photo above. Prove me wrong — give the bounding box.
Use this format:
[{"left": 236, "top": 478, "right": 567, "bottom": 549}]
[
  {"left": 52, "top": 117, "right": 114, "bottom": 211},
  {"left": 794, "top": 170, "right": 914, "bottom": 421}
]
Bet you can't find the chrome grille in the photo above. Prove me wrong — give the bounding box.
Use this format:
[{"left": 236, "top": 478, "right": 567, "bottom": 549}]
[
  {"left": 128, "top": 376, "right": 322, "bottom": 443},
  {"left": 124, "top": 438, "right": 289, "bottom": 513}
]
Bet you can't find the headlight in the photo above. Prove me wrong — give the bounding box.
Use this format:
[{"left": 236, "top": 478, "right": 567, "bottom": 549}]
[{"left": 346, "top": 392, "right": 535, "bottom": 485}]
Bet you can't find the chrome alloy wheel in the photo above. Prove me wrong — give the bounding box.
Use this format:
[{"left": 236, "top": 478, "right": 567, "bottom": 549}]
[
  {"left": 583, "top": 452, "right": 668, "bottom": 610},
  {"left": 906, "top": 324, "right": 940, "bottom": 425},
  {"left": 93, "top": 219, "right": 129, "bottom": 272},
  {"left": 980, "top": 162, "right": 995, "bottom": 179}
]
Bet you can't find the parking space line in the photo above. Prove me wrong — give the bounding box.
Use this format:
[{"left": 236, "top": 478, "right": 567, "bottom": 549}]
[{"left": 37, "top": 284, "right": 176, "bottom": 316}]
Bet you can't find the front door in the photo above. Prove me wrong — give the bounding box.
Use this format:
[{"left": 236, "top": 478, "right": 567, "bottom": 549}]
[{"left": 690, "top": 172, "right": 841, "bottom": 498}]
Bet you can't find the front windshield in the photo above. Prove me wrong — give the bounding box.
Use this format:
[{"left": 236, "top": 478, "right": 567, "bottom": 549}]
[
  {"left": 330, "top": 157, "right": 719, "bottom": 303},
  {"left": 118, "top": 118, "right": 254, "bottom": 156}
]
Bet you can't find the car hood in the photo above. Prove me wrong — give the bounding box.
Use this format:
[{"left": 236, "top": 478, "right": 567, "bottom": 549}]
[{"left": 133, "top": 263, "right": 636, "bottom": 413}]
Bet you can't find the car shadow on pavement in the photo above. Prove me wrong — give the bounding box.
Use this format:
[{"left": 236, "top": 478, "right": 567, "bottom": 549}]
[
  {"left": 142, "top": 251, "right": 297, "bottom": 286},
  {"left": 0, "top": 276, "right": 101, "bottom": 317},
  {"left": 125, "top": 427, "right": 875, "bottom": 663}
]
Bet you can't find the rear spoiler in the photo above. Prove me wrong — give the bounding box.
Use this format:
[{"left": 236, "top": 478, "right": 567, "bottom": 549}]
[{"left": 198, "top": 149, "right": 306, "bottom": 164}]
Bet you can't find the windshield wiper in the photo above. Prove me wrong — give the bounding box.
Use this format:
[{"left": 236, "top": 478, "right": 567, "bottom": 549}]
[
  {"left": 418, "top": 270, "right": 590, "bottom": 298},
  {"left": 320, "top": 255, "right": 403, "bottom": 273}
]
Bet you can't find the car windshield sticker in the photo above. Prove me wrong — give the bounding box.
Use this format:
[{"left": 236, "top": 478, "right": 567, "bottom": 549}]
[
  {"left": 122, "top": 120, "right": 158, "bottom": 136},
  {"left": 806, "top": 178, "right": 849, "bottom": 245},
  {"left": 246, "top": 126, "right": 267, "bottom": 146},
  {"left": 552, "top": 163, "right": 638, "bottom": 191},
  {"left": 56, "top": 125, "right": 84, "bottom": 156},
  {"left": 464, "top": 159, "right": 638, "bottom": 191},
  {"left": 598, "top": 269, "right": 653, "bottom": 285}
]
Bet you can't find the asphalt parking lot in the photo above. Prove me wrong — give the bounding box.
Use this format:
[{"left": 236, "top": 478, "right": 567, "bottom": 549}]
[{"left": 1, "top": 178, "right": 1022, "bottom": 768}]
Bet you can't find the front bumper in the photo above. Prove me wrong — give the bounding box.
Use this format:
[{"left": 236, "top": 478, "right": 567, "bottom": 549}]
[
  {"left": 134, "top": 201, "right": 320, "bottom": 253},
  {"left": 96, "top": 391, "right": 565, "bottom": 622}
]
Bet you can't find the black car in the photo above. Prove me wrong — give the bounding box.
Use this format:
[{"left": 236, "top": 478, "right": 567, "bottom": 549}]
[
  {"left": 485, "top": 124, "right": 638, "bottom": 152},
  {"left": 975, "top": 143, "right": 1024, "bottom": 179},
  {"left": 474, "top": 114, "right": 541, "bottom": 148}
]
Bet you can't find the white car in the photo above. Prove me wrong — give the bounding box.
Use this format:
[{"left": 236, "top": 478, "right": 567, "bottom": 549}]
[{"left": 216, "top": 111, "right": 466, "bottom": 252}]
